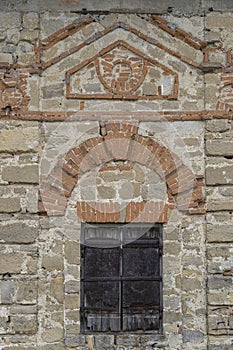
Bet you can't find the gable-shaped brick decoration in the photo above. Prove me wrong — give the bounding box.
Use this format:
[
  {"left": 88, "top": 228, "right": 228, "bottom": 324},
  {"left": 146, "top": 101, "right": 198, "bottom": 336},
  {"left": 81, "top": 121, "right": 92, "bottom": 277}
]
[
  {"left": 66, "top": 40, "right": 178, "bottom": 100},
  {"left": 35, "top": 15, "right": 208, "bottom": 71},
  {"left": 40, "top": 122, "right": 205, "bottom": 221},
  {"left": 0, "top": 13, "right": 230, "bottom": 120}
]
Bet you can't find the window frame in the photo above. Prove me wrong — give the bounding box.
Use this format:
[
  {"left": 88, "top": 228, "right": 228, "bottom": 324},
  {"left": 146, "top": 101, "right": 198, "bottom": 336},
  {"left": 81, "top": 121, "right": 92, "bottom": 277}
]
[{"left": 80, "top": 223, "right": 163, "bottom": 334}]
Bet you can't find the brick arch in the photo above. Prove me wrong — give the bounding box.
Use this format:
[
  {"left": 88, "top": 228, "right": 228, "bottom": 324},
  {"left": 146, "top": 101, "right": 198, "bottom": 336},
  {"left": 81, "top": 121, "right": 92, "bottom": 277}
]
[{"left": 39, "top": 122, "right": 204, "bottom": 219}]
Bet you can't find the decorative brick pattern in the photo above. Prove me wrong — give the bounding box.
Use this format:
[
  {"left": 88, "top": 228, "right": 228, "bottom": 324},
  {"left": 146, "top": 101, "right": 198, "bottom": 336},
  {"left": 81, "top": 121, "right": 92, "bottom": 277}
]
[
  {"left": 36, "top": 17, "right": 205, "bottom": 71},
  {"left": 0, "top": 13, "right": 230, "bottom": 115},
  {"left": 66, "top": 40, "right": 178, "bottom": 100},
  {"left": 35, "top": 17, "right": 94, "bottom": 66},
  {"left": 0, "top": 69, "right": 30, "bottom": 111},
  {"left": 150, "top": 15, "right": 207, "bottom": 51},
  {"left": 0, "top": 13, "right": 224, "bottom": 74}
]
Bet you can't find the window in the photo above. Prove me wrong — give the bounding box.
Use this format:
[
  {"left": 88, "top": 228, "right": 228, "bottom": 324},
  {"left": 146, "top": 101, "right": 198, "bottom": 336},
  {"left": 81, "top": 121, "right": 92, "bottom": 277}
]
[{"left": 81, "top": 223, "right": 163, "bottom": 333}]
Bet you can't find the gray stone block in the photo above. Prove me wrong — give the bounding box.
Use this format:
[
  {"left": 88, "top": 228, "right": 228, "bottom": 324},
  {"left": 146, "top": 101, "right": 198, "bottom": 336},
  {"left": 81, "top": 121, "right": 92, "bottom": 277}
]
[
  {"left": 208, "top": 276, "right": 233, "bottom": 290},
  {"left": 183, "top": 329, "right": 204, "bottom": 343},
  {"left": 207, "top": 224, "right": 233, "bottom": 242},
  {"left": 16, "top": 280, "right": 38, "bottom": 304},
  {"left": 0, "top": 0, "right": 203, "bottom": 14},
  {"left": 2, "top": 165, "right": 39, "bottom": 184},
  {"left": 206, "top": 160, "right": 233, "bottom": 185},
  {"left": 203, "top": 0, "right": 233, "bottom": 12},
  {"left": 0, "top": 253, "right": 23, "bottom": 274},
  {"left": 206, "top": 140, "right": 233, "bottom": 156},
  {"left": 0, "top": 198, "right": 21, "bottom": 213},
  {"left": 11, "top": 314, "right": 37, "bottom": 334},
  {"left": 65, "top": 334, "right": 85, "bottom": 347},
  {"left": 42, "top": 84, "right": 64, "bottom": 99},
  {"left": 1, "top": 280, "right": 15, "bottom": 304},
  {"left": 0, "top": 222, "right": 38, "bottom": 244}
]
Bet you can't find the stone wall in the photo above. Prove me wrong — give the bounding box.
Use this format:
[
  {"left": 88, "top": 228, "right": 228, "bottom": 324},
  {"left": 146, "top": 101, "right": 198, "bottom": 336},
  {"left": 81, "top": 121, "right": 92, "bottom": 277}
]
[{"left": 0, "top": 2, "right": 233, "bottom": 350}]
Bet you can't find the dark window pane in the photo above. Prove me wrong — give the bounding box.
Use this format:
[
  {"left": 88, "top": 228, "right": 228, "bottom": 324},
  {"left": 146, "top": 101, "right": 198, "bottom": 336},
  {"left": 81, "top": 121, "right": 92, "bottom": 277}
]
[
  {"left": 123, "top": 227, "right": 161, "bottom": 246},
  {"left": 84, "top": 281, "right": 119, "bottom": 310},
  {"left": 81, "top": 224, "right": 163, "bottom": 333},
  {"left": 123, "top": 247, "right": 160, "bottom": 277},
  {"left": 84, "top": 247, "right": 120, "bottom": 277},
  {"left": 83, "top": 311, "right": 121, "bottom": 332},
  {"left": 123, "top": 281, "right": 160, "bottom": 308},
  {"left": 83, "top": 226, "right": 121, "bottom": 247},
  {"left": 139, "top": 227, "right": 160, "bottom": 241},
  {"left": 121, "top": 227, "right": 145, "bottom": 244},
  {"left": 123, "top": 311, "right": 160, "bottom": 331}
]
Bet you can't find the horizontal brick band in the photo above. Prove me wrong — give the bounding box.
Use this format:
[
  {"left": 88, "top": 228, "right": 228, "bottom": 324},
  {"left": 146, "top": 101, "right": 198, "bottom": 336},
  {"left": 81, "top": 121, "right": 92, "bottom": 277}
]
[{"left": 1, "top": 110, "right": 233, "bottom": 122}]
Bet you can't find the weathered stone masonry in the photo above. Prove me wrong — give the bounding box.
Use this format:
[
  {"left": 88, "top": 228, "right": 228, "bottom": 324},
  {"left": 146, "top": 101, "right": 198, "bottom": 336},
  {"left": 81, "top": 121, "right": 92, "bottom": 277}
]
[{"left": 0, "top": 1, "right": 233, "bottom": 349}]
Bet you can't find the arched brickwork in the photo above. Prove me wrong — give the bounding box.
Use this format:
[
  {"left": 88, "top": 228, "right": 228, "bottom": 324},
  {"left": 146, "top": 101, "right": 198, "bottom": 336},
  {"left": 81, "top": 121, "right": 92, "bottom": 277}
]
[{"left": 39, "top": 122, "right": 204, "bottom": 220}]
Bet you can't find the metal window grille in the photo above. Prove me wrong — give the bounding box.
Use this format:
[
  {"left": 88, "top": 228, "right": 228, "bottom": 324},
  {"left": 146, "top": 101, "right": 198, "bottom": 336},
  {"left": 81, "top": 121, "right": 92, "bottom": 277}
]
[{"left": 81, "top": 223, "right": 163, "bottom": 333}]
